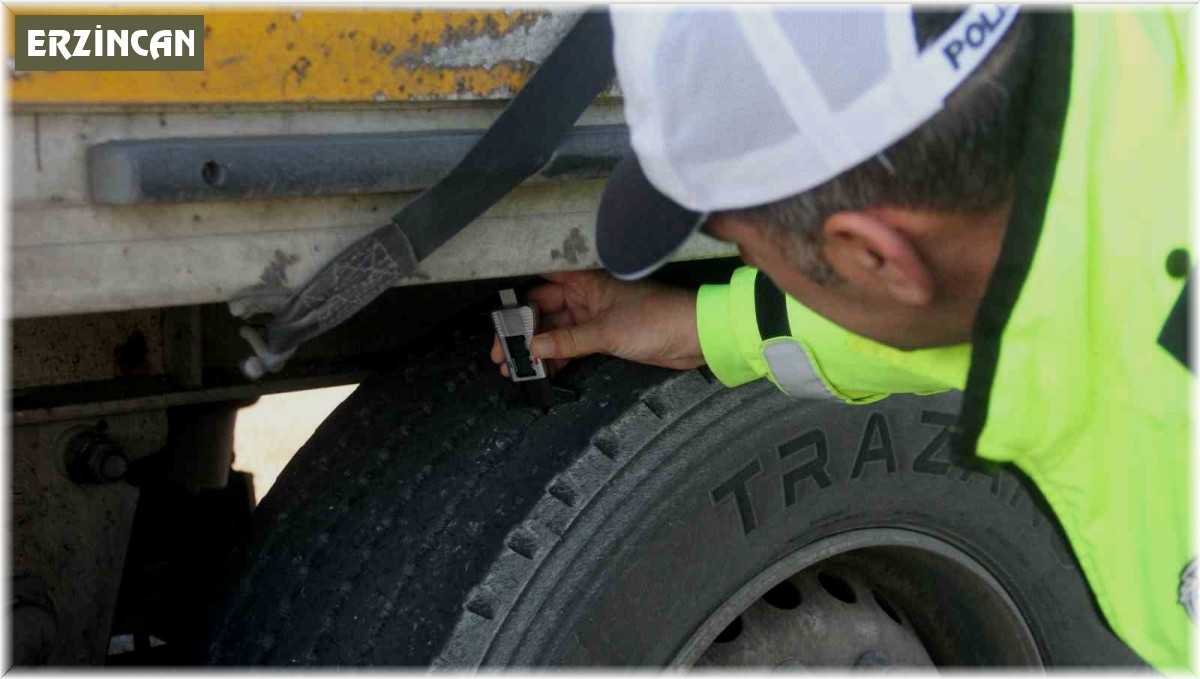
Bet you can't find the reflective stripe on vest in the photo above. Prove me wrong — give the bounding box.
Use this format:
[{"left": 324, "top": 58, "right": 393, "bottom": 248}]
[
  {"left": 755, "top": 272, "right": 839, "bottom": 401},
  {"left": 763, "top": 339, "right": 838, "bottom": 400}
]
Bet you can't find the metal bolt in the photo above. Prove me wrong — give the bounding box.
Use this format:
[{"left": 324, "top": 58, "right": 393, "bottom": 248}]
[
  {"left": 12, "top": 576, "right": 57, "bottom": 665},
  {"left": 99, "top": 451, "right": 129, "bottom": 481},
  {"left": 855, "top": 649, "right": 892, "bottom": 667},
  {"left": 64, "top": 429, "right": 129, "bottom": 484}
]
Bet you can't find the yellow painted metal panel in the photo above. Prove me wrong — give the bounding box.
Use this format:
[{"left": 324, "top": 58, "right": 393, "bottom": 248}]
[{"left": 6, "top": 5, "right": 568, "bottom": 105}]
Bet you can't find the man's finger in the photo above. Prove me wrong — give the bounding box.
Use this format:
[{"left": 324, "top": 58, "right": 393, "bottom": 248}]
[
  {"left": 490, "top": 336, "right": 505, "bottom": 364},
  {"left": 541, "top": 269, "right": 603, "bottom": 284},
  {"left": 540, "top": 269, "right": 610, "bottom": 294},
  {"left": 526, "top": 283, "right": 567, "bottom": 314},
  {"left": 500, "top": 362, "right": 510, "bottom": 378},
  {"left": 540, "top": 309, "right": 576, "bottom": 331},
  {"left": 539, "top": 270, "right": 574, "bottom": 284},
  {"left": 530, "top": 324, "right": 604, "bottom": 360}
]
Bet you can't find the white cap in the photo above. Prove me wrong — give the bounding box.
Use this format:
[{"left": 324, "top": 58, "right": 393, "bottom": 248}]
[{"left": 596, "top": 4, "right": 1020, "bottom": 279}]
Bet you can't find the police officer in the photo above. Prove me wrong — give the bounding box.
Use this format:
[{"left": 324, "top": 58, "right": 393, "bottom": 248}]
[{"left": 490, "top": 6, "right": 1191, "bottom": 668}]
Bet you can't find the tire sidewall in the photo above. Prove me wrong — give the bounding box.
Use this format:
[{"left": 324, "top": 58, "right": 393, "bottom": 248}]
[{"left": 474, "top": 385, "right": 1133, "bottom": 666}]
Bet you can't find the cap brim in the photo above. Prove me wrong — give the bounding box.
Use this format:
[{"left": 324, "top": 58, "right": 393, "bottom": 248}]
[{"left": 595, "top": 154, "right": 707, "bottom": 281}]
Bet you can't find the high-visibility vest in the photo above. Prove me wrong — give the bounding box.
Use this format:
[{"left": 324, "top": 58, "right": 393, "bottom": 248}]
[{"left": 697, "top": 8, "right": 1191, "bottom": 669}]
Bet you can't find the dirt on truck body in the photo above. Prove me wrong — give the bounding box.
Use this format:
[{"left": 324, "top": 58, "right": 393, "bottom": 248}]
[{"left": 8, "top": 6, "right": 1139, "bottom": 669}]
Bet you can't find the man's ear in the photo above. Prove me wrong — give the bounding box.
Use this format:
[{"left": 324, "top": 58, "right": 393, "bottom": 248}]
[{"left": 823, "top": 211, "right": 934, "bottom": 306}]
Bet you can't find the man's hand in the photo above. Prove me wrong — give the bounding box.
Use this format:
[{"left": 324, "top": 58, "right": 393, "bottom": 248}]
[{"left": 490, "top": 270, "right": 705, "bottom": 377}]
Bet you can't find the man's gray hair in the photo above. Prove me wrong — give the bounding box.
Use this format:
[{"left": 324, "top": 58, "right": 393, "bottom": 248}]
[{"left": 722, "top": 11, "right": 1035, "bottom": 284}]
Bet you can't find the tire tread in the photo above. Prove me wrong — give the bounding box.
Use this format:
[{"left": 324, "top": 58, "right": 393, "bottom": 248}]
[{"left": 202, "top": 328, "right": 721, "bottom": 666}]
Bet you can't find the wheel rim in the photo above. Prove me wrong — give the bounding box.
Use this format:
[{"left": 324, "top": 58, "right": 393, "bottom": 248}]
[{"left": 673, "top": 528, "right": 1043, "bottom": 668}]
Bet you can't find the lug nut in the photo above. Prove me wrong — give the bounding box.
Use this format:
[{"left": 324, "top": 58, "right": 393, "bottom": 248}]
[{"left": 64, "top": 429, "right": 129, "bottom": 484}]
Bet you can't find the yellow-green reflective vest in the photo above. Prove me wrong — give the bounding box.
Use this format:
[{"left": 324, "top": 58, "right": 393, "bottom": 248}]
[{"left": 696, "top": 8, "right": 1191, "bottom": 669}]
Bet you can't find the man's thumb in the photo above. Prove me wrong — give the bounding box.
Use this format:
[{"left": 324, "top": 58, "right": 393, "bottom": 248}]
[{"left": 530, "top": 326, "right": 603, "bottom": 360}]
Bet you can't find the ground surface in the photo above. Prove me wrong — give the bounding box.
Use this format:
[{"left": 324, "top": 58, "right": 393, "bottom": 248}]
[{"left": 232, "top": 384, "right": 358, "bottom": 504}]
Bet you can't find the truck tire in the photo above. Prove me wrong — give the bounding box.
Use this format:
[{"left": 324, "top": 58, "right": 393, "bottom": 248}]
[{"left": 201, "top": 327, "right": 1142, "bottom": 668}]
